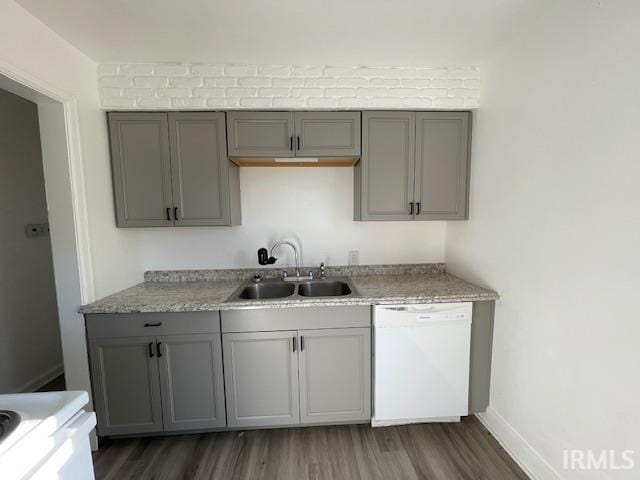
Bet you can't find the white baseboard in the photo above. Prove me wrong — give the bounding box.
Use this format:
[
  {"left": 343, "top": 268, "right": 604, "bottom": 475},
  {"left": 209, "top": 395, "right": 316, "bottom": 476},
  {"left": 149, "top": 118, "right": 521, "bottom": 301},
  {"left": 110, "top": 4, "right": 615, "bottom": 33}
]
[
  {"left": 13, "top": 363, "right": 64, "bottom": 393},
  {"left": 476, "top": 407, "right": 563, "bottom": 480}
]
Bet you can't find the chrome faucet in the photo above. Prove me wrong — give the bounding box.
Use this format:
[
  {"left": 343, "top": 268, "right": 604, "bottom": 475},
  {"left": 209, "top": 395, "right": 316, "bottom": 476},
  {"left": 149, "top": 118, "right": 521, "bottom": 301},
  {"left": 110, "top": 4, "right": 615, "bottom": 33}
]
[{"left": 270, "top": 240, "right": 303, "bottom": 279}]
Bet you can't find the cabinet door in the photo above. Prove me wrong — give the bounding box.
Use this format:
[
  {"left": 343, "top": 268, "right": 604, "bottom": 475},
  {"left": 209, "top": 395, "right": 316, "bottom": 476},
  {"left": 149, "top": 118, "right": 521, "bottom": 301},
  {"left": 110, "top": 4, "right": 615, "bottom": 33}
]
[
  {"left": 223, "top": 331, "right": 300, "bottom": 428},
  {"left": 356, "top": 112, "right": 416, "bottom": 220},
  {"left": 294, "top": 112, "right": 361, "bottom": 157},
  {"left": 168, "top": 112, "right": 235, "bottom": 226},
  {"left": 89, "top": 337, "right": 162, "bottom": 436},
  {"left": 108, "top": 112, "right": 174, "bottom": 227},
  {"left": 298, "top": 328, "right": 371, "bottom": 424},
  {"left": 414, "top": 112, "right": 470, "bottom": 220},
  {"left": 226, "top": 111, "right": 295, "bottom": 157},
  {"left": 157, "top": 334, "right": 226, "bottom": 431}
]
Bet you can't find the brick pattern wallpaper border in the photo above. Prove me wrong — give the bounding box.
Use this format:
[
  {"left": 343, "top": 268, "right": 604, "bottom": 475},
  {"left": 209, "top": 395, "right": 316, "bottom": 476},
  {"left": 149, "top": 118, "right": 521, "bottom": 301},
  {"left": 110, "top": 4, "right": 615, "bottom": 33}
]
[{"left": 98, "top": 63, "right": 480, "bottom": 110}]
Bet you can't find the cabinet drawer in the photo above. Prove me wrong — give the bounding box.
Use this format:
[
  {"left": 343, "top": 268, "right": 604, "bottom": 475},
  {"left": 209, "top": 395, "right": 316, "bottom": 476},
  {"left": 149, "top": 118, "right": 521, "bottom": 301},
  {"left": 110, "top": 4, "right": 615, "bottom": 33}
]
[
  {"left": 86, "top": 312, "right": 220, "bottom": 338},
  {"left": 221, "top": 306, "right": 370, "bottom": 333}
]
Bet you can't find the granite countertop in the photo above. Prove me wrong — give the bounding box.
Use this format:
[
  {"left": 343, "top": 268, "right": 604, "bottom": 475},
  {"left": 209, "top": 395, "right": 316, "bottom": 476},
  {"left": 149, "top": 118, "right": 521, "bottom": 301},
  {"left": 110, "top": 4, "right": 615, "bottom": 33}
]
[{"left": 80, "top": 264, "right": 499, "bottom": 314}]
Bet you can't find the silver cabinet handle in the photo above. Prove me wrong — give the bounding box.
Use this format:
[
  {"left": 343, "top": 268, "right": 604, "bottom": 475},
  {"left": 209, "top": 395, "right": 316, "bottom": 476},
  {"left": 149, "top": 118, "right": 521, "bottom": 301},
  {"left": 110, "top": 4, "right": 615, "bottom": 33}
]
[
  {"left": 292, "top": 336, "right": 297, "bottom": 352},
  {"left": 300, "top": 335, "right": 305, "bottom": 351}
]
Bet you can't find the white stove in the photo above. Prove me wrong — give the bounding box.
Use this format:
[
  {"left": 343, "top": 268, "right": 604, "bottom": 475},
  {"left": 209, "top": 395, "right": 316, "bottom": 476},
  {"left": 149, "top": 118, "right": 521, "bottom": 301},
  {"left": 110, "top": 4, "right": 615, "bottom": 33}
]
[{"left": 0, "top": 391, "right": 96, "bottom": 479}]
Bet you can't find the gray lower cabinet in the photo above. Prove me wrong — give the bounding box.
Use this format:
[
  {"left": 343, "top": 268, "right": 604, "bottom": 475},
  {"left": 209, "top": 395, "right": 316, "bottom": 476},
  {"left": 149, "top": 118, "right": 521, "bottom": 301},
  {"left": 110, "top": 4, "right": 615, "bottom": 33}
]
[
  {"left": 226, "top": 111, "right": 361, "bottom": 158},
  {"left": 86, "top": 312, "right": 225, "bottom": 436},
  {"left": 355, "top": 110, "right": 471, "bottom": 221},
  {"left": 222, "top": 315, "right": 372, "bottom": 428},
  {"left": 223, "top": 331, "right": 300, "bottom": 428},
  {"left": 89, "top": 336, "right": 163, "bottom": 436},
  {"left": 108, "top": 111, "right": 240, "bottom": 227},
  {"left": 298, "top": 328, "right": 371, "bottom": 424},
  {"left": 157, "top": 334, "right": 226, "bottom": 431}
]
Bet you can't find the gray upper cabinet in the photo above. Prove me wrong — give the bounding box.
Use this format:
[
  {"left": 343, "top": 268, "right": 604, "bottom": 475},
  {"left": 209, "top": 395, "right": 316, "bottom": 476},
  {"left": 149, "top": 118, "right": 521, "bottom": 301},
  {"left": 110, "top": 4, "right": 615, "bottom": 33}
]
[
  {"left": 108, "top": 111, "right": 240, "bottom": 228},
  {"left": 157, "top": 333, "right": 226, "bottom": 431},
  {"left": 355, "top": 110, "right": 471, "bottom": 221},
  {"left": 298, "top": 328, "right": 371, "bottom": 425},
  {"left": 168, "top": 112, "right": 239, "bottom": 226},
  {"left": 89, "top": 336, "right": 163, "bottom": 436},
  {"left": 227, "top": 111, "right": 361, "bottom": 158},
  {"left": 226, "top": 111, "right": 295, "bottom": 157},
  {"left": 108, "top": 113, "right": 174, "bottom": 227},
  {"left": 294, "top": 112, "right": 361, "bottom": 157},
  {"left": 355, "top": 112, "right": 416, "bottom": 221},
  {"left": 223, "top": 331, "right": 300, "bottom": 428},
  {"left": 414, "top": 112, "right": 470, "bottom": 220}
]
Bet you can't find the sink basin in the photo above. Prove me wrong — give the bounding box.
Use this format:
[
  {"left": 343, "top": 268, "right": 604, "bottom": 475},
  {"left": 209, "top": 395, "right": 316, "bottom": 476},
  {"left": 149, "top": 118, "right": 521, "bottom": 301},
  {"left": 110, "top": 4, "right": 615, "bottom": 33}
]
[
  {"left": 229, "top": 276, "right": 357, "bottom": 302},
  {"left": 0, "top": 410, "right": 20, "bottom": 443},
  {"left": 237, "top": 281, "right": 295, "bottom": 300},
  {"left": 298, "top": 280, "right": 352, "bottom": 297}
]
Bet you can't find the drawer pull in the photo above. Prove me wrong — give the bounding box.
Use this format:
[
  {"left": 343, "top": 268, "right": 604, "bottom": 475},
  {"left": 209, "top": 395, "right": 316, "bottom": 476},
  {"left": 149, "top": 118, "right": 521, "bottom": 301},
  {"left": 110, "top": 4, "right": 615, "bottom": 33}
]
[{"left": 144, "top": 322, "right": 162, "bottom": 327}]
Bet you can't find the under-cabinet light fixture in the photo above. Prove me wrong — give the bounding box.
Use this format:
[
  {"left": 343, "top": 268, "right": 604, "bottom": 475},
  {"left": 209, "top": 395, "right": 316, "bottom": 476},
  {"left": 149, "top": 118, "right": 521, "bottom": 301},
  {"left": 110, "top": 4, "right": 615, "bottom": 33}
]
[{"left": 274, "top": 157, "right": 319, "bottom": 163}]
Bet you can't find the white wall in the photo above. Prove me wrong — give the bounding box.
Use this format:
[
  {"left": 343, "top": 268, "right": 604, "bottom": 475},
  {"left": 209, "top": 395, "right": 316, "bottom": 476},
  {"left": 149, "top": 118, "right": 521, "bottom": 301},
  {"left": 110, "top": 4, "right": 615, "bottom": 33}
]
[
  {"left": 0, "top": 0, "right": 448, "bottom": 415},
  {"left": 446, "top": 1, "right": 640, "bottom": 478},
  {"left": 1, "top": 2, "right": 455, "bottom": 305},
  {"left": 0, "top": 0, "right": 142, "bottom": 410},
  {"left": 131, "top": 167, "right": 445, "bottom": 270},
  {"left": 0, "top": 0, "right": 143, "bottom": 299},
  {"left": 0, "top": 88, "right": 62, "bottom": 393}
]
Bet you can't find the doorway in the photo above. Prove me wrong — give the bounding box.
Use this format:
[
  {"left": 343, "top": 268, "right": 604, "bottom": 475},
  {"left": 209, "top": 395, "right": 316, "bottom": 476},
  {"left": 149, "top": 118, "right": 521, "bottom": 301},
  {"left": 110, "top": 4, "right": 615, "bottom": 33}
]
[
  {"left": 0, "top": 66, "right": 95, "bottom": 435},
  {"left": 0, "top": 88, "right": 64, "bottom": 393}
]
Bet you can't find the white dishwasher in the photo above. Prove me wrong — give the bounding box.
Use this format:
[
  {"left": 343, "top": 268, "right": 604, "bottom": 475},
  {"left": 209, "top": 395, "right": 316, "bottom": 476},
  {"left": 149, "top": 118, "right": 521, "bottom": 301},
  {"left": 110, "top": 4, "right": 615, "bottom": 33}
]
[{"left": 372, "top": 302, "right": 472, "bottom": 427}]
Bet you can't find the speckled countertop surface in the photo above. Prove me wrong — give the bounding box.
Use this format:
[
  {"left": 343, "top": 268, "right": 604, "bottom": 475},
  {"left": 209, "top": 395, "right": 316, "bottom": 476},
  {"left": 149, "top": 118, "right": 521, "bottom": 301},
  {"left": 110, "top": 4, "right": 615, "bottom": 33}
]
[{"left": 80, "top": 264, "right": 498, "bottom": 314}]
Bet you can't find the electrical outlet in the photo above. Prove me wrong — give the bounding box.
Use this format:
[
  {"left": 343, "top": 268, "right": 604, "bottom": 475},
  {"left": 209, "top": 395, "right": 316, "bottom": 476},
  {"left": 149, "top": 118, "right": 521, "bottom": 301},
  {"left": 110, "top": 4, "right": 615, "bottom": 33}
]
[{"left": 348, "top": 250, "right": 359, "bottom": 266}]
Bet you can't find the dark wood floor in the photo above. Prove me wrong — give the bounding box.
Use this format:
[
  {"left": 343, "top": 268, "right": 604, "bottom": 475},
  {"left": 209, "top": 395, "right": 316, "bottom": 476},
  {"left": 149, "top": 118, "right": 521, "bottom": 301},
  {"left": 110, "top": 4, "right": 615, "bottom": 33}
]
[
  {"left": 35, "top": 375, "right": 526, "bottom": 479},
  {"left": 92, "top": 416, "right": 528, "bottom": 480}
]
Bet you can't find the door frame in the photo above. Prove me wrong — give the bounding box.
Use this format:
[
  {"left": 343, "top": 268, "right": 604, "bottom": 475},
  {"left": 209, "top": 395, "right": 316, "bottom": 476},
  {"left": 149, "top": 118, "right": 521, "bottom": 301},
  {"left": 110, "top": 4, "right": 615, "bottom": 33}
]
[{"left": 0, "top": 60, "right": 96, "bottom": 437}]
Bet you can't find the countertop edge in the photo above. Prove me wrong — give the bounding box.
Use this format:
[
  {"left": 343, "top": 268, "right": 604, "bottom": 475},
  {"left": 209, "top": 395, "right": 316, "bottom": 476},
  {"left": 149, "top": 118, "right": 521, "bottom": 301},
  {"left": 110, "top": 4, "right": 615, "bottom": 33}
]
[{"left": 79, "top": 292, "right": 499, "bottom": 315}]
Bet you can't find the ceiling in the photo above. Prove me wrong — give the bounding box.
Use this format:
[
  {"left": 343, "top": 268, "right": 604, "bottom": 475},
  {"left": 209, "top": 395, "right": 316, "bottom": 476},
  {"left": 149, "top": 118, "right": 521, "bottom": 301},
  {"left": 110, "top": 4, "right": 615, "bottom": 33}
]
[{"left": 16, "top": 0, "right": 541, "bottom": 65}]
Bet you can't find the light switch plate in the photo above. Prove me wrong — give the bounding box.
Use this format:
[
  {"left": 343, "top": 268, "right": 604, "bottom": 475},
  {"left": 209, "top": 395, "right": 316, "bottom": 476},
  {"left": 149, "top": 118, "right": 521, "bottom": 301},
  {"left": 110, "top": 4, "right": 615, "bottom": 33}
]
[{"left": 348, "top": 250, "right": 359, "bottom": 266}]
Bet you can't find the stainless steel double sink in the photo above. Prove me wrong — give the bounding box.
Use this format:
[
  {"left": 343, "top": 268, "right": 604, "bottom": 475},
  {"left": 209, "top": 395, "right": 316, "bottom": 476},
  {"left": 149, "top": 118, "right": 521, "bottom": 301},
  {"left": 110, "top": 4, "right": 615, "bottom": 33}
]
[{"left": 229, "top": 277, "right": 357, "bottom": 301}]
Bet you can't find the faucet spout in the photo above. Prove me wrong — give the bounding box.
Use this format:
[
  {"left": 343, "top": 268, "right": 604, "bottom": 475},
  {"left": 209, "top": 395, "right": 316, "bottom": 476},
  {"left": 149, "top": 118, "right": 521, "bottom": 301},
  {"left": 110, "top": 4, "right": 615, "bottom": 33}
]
[{"left": 270, "top": 240, "right": 300, "bottom": 278}]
